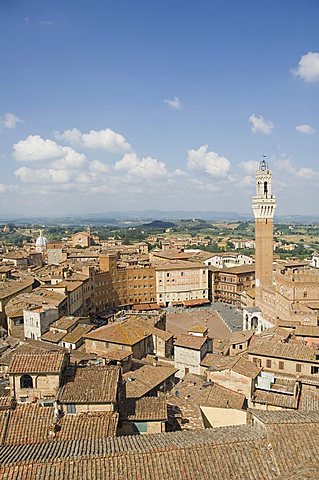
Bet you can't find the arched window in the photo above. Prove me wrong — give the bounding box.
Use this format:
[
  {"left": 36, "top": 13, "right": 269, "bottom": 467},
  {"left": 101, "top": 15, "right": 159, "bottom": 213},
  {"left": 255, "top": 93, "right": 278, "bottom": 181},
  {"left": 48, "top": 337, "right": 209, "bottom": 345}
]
[
  {"left": 264, "top": 181, "right": 268, "bottom": 196},
  {"left": 251, "top": 316, "right": 258, "bottom": 329},
  {"left": 20, "top": 374, "right": 33, "bottom": 389}
]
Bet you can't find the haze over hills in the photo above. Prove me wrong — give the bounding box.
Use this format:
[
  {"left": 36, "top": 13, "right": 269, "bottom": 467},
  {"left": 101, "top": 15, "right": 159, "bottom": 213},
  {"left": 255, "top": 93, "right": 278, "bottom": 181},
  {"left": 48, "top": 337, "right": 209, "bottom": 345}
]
[{"left": 1, "top": 210, "right": 319, "bottom": 226}]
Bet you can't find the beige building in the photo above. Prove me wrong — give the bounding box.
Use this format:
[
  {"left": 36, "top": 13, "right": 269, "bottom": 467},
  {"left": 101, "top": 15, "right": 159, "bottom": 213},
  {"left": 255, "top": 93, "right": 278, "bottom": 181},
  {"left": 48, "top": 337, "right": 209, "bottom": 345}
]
[
  {"left": 5, "top": 288, "right": 68, "bottom": 339},
  {"left": 247, "top": 340, "right": 319, "bottom": 376},
  {"left": 8, "top": 351, "right": 68, "bottom": 403},
  {"left": 0, "top": 276, "right": 34, "bottom": 328},
  {"left": 57, "top": 365, "right": 121, "bottom": 414},
  {"left": 85, "top": 315, "right": 173, "bottom": 360},
  {"left": 211, "top": 264, "right": 255, "bottom": 307},
  {"left": 174, "top": 331, "right": 212, "bottom": 378},
  {"left": 154, "top": 261, "right": 209, "bottom": 307}
]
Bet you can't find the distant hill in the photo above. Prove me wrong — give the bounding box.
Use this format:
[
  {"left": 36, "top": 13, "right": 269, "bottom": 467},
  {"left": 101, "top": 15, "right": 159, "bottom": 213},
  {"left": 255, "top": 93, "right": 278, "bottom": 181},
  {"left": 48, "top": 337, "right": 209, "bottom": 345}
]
[{"left": 141, "top": 220, "right": 176, "bottom": 229}]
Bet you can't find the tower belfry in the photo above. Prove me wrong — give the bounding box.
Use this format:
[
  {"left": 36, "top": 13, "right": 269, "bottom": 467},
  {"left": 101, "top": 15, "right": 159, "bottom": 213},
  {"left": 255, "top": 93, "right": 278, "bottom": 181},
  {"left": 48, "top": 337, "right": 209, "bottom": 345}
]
[{"left": 252, "top": 157, "right": 276, "bottom": 301}]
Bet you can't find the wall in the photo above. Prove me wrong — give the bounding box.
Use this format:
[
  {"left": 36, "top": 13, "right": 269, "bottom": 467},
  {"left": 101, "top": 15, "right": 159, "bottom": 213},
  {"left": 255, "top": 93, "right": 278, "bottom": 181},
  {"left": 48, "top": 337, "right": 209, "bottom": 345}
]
[
  {"left": 174, "top": 346, "right": 201, "bottom": 378},
  {"left": 24, "top": 307, "right": 59, "bottom": 340},
  {"left": 10, "top": 373, "right": 60, "bottom": 402}
]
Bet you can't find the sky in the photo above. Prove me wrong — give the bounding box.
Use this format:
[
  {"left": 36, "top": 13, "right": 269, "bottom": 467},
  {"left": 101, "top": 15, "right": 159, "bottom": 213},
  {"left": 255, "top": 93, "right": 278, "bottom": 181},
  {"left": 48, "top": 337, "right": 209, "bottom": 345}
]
[{"left": 0, "top": 0, "right": 319, "bottom": 217}]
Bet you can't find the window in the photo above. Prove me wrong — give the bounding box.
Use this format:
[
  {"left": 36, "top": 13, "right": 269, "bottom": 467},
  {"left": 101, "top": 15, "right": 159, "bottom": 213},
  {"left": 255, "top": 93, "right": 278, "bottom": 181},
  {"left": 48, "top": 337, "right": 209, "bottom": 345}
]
[
  {"left": 266, "top": 359, "right": 272, "bottom": 368},
  {"left": 296, "top": 364, "right": 301, "bottom": 373},
  {"left": 66, "top": 404, "right": 76, "bottom": 414},
  {"left": 133, "top": 421, "right": 147, "bottom": 433},
  {"left": 20, "top": 375, "right": 33, "bottom": 389},
  {"left": 279, "top": 361, "right": 284, "bottom": 370}
]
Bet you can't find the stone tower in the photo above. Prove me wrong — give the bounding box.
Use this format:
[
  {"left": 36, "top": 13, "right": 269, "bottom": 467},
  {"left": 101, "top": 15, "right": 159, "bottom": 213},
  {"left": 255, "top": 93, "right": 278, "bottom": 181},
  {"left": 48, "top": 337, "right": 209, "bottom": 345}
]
[{"left": 252, "top": 158, "right": 276, "bottom": 302}]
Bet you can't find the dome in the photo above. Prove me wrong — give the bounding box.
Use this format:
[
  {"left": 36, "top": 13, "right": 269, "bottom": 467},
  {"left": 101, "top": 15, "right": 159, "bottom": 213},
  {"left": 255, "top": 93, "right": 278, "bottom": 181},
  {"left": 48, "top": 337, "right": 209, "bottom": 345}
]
[{"left": 35, "top": 231, "right": 48, "bottom": 247}]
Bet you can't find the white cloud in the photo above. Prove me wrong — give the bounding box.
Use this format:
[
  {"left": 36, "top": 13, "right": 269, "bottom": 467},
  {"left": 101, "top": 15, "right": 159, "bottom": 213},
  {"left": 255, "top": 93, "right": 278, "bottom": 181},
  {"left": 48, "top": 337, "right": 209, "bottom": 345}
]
[
  {"left": 56, "top": 127, "right": 131, "bottom": 152},
  {"left": 296, "top": 167, "right": 319, "bottom": 179},
  {"left": 293, "top": 52, "right": 319, "bottom": 83},
  {"left": 187, "top": 145, "right": 231, "bottom": 178},
  {"left": 114, "top": 153, "right": 168, "bottom": 179},
  {"left": 13, "top": 135, "right": 65, "bottom": 162},
  {"left": 89, "top": 160, "right": 109, "bottom": 174},
  {"left": 276, "top": 156, "right": 319, "bottom": 180},
  {"left": 295, "top": 124, "right": 315, "bottom": 134},
  {"left": 55, "top": 128, "right": 82, "bottom": 146},
  {"left": 163, "top": 97, "right": 182, "bottom": 110},
  {"left": 51, "top": 147, "right": 86, "bottom": 169},
  {"left": 1, "top": 113, "right": 23, "bottom": 129},
  {"left": 249, "top": 114, "right": 274, "bottom": 135},
  {"left": 40, "top": 20, "right": 53, "bottom": 26},
  {"left": 239, "top": 160, "right": 259, "bottom": 175},
  {"left": 15, "top": 166, "right": 71, "bottom": 184}
]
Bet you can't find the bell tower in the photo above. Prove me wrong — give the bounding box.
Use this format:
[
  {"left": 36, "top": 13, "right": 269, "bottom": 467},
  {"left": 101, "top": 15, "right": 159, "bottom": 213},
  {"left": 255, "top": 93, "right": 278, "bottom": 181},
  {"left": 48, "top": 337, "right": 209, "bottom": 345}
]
[{"left": 252, "top": 158, "right": 276, "bottom": 302}]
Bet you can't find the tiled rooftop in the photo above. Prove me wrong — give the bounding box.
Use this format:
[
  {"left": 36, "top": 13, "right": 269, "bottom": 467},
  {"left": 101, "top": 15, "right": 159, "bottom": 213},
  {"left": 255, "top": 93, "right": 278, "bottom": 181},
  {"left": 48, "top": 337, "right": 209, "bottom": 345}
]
[
  {"left": 58, "top": 365, "right": 120, "bottom": 404},
  {"left": 0, "top": 410, "right": 318, "bottom": 478},
  {"left": 0, "top": 403, "right": 118, "bottom": 446},
  {"left": 123, "top": 364, "right": 177, "bottom": 398},
  {"left": 8, "top": 351, "right": 66, "bottom": 374},
  {"left": 120, "top": 397, "right": 167, "bottom": 421},
  {"left": 248, "top": 338, "right": 319, "bottom": 362},
  {"left": 174, "top": 334, "right": 208, "bottom": 350}
]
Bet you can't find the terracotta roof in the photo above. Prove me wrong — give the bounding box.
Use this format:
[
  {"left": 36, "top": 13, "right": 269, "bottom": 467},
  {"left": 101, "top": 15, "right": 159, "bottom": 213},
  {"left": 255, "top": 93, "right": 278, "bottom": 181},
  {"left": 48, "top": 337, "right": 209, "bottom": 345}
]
[
  {"left": 86, "top": 316, "right": 172, "bottom": 346},
  {"left": 58, "top": 365, "right": 120, "bottom": 404},
  {"left": 85, "top": 320, "right": 149, "bottom": 346},
  {"left": 1, "top": 415, "right": 319, "bottom": 478},
  {"left": 58, "top": 412, "right": 118, "bottom": 440},
  {"left": 295, "top": 325, "right": 319, "bottom": 337},
  {"left": 5, "top": 288, "right": 66, "bottom": 318},
  {"left": 0, "top": 388, "right": 13, "bottom": 410},
  {"left": 251, "top": 409, "right": 319, "bottom": 425},
  {"left": 120, "top": 397, "right": 167, "bottom": 421},
  {"left": 132, "top": 303, "right": 161, "bottom": 311},
  {"left": 231, "top": 356, "right": 261, "bottom": 378},
  {"left": 229, "top": 330, "right": 254, "bottom": 345},
  {"left": 168, "top": 373, "right": 246, "bottom": 429},
  {"left": 203, "top": 353, "right": 261, "bottom": 378},
  {"left": 248, "top": 338, "right": 319, "bottom": 362},
  {"left": 123, "top": 364, "right": 178, "bottom": 398},
  {"left": 8, "top": 352, "right": 66, "bottom": 374},
  {"left": 0, "top": 277, "right": 34, "bottom": 300},
  {"left": 252, "top": 389, "right": 298, "bottom": 409},
  {"left": 50, "top": 316, "right": 82, "bottom": 331},
  {"left": 62, "top": 324, "right": 94, "bottom": 345},
  {"left": 41, "top": 330, "right": 66, "bottom": 344},
  {"left": 95, "top": 348, "right": 132, "bottom": 361},
  {"left": 0, "top": 404, "right": 118, "bottom": 446},
  {"left": 174, "top": 334, "right": 208, "bottom": 350},
  {"left": 188, "top": 323, "right": 208, "bottom": 334},
  {"left": 183, "top": 298, "right": 210, "bottom": 307}
]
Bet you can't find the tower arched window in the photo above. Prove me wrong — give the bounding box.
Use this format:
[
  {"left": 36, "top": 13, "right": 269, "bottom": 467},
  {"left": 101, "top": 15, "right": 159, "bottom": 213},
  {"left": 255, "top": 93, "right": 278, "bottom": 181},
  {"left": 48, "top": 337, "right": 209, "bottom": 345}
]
[
  {"left": 20, "top": 374, "right": 33, "bottom": 389},
  {"left": 264, "top": 181, "right": 268, "bottom": 196}
]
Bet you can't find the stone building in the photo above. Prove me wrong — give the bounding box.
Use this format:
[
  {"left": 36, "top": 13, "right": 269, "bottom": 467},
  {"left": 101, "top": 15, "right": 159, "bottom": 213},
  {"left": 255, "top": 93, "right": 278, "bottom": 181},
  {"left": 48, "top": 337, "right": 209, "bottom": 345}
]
[
  {"left": 174, "top": 332, "right": 212, "bottom": 378},
  {"left": 0, "top": 276, "right": 34, "bottom": 329},
  {"left": 210, "top": 264, "right": 255, "bottom": 307},
  {"left": 57, "top": 365, "right": 121, "bottom": 414},
  {"left": 154, "top": 261, "right": 209, "bottom": 307},
  {"left": 8, "top": 351, "right": 68, "bottom": 404},
  {"left": 24, "top": 305, "right": 60, "bottom": 340}
]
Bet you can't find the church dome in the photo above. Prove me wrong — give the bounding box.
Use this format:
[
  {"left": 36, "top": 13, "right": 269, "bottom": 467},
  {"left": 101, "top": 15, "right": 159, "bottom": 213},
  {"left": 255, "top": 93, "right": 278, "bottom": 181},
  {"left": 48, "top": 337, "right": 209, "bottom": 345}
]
[{"left": 35, "top": 231, "right": 48, "bottom": 248}]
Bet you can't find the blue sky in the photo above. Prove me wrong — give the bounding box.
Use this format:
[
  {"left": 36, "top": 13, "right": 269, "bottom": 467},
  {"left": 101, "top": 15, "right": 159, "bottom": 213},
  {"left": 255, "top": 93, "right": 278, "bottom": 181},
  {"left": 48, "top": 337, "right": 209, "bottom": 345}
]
[{"left": 0, "top": 0, "right": 319, "bottom": 216}]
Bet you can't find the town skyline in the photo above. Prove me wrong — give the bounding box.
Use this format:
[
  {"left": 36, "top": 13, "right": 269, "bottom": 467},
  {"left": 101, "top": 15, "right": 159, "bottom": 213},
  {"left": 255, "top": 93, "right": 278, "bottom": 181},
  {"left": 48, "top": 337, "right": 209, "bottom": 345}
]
[{"left": 1, "top": 0, "right": 319, "bottom": 216}]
